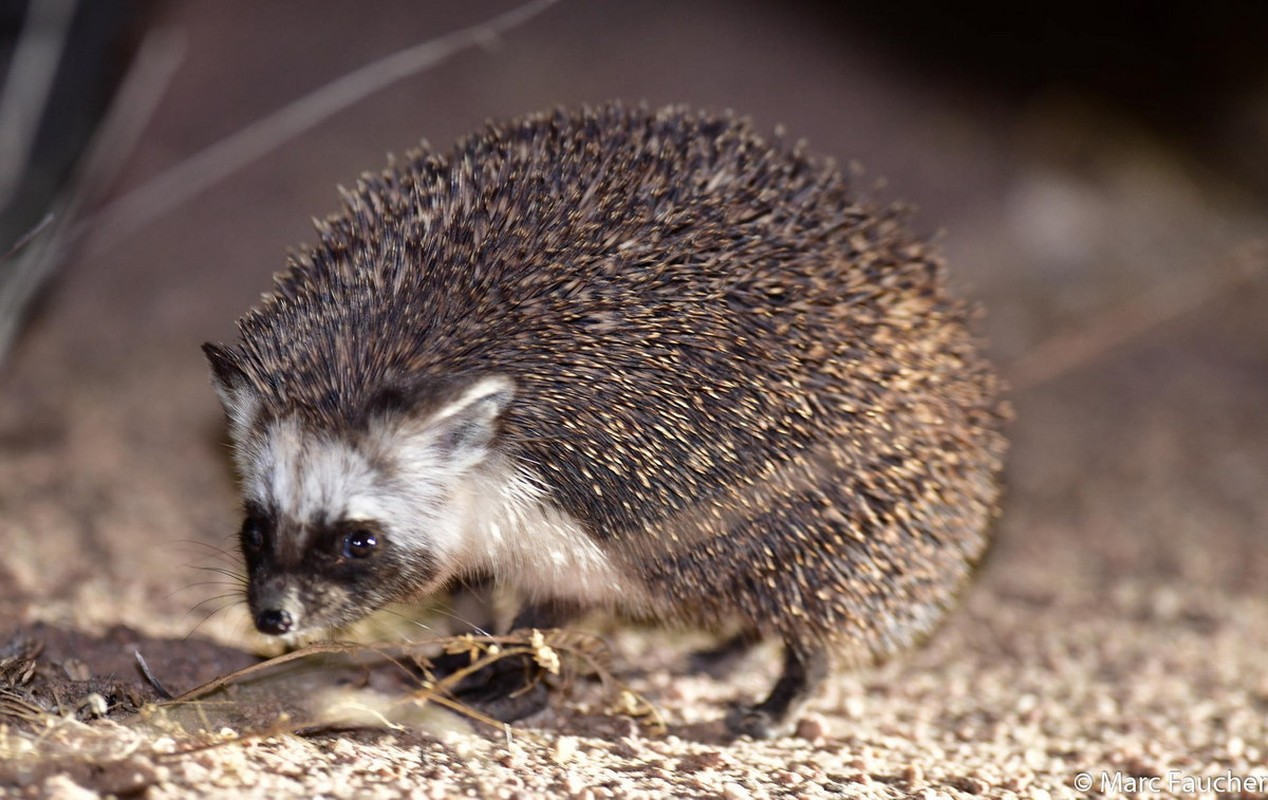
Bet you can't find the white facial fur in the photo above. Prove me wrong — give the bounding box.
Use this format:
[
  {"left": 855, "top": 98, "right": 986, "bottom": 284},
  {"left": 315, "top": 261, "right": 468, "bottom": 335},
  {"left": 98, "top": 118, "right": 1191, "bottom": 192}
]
[
  {"left": 227, "top": 376, "right": 646, "bottom": 620},
  {"left": 241, "top": 416, "right": 464, "bottom": 564}
]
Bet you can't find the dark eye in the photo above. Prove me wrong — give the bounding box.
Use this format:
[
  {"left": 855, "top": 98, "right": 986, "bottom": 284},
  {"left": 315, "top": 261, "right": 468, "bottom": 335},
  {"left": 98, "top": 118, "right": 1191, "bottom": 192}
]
[
  {"left": 342, "top": 528, "right": 379, "bottom": 559},
  {"left": 240, "top": 514, "right": 267, "bottom": 555}
]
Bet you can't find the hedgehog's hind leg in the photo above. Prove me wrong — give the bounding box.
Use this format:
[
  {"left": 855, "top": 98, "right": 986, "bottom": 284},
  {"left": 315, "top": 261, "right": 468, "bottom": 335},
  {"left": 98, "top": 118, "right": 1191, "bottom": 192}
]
[
  {"left": 725, "top": 639, "right": 829, "bottom": 739},
  {"left": 690, "top": 628, "right": 761, "bottom": 678}
]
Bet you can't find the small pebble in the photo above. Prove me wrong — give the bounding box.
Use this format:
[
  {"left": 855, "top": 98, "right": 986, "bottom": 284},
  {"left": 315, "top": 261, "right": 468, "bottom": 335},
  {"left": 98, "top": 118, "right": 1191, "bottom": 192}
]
[
  {"left": 795, "top": 715, "right": 828, "bottom": 741},
  {"left": 774, "top": 769, "right": 802, "bottom": 785},
  {"left": 40, "top": 775, "right": 97, "bottom": 800},
  {"left": 553, "top": 735, "right": 579, "bottom": 764},
  {"left": 62, "top": 658, "right": 91, "bottom": 682}
]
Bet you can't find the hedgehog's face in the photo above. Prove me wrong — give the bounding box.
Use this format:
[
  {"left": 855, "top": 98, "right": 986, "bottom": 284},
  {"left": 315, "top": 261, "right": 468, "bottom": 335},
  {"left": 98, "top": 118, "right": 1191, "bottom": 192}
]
[{"left": 204, "top": 346, "right": 514, "bottom": 637}]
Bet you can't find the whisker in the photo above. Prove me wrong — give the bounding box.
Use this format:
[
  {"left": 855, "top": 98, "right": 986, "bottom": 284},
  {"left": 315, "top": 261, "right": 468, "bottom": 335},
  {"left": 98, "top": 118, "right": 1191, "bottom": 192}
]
[
  {"left": 162, "top": 580, "right": 243, "bottom": 602},
  {"left": 426, "top": 605, "right": 494, "bottom": 638},
  {"left": 183, "top": 597, "right": 245, "bottom": 641},
  {"left": 186, "top": 592, "right": 245, "bottom": 616},
  {"left": 162, "top": 538, "right": 243, "bottom": 563},
  {"left": 375, "top": 607, "right": 438, "bottom": 636},
  {"left": 187, "top": 564, "right": 247, "bottom": 582},
  {"left": 178, "top": 579, "right": 244, "bottom": 593}
]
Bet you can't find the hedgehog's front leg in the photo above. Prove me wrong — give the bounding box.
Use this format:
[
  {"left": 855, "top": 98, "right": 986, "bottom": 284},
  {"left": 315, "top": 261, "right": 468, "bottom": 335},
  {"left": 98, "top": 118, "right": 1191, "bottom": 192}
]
[
  {"left": 442, "top": 600, "right": 576, "bottom": 723},
  {"left": 725, "top": 639, "right": 829, "bottom": 739}
]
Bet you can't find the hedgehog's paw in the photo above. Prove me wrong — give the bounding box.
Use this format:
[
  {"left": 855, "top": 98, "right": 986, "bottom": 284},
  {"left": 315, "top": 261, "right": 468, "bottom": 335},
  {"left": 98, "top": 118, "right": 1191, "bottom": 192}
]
[
  {"left": 724, "top": 703, "right": 796, "bottom": 739},
  {"left": 460, "top": 676, "right": 551, "bottom": 723},
  {"left": 725, "top": 639, "right": 827, "bottom": 739},
  {"left": 444, "top": 652, "right": 551, "bottom": 723}
]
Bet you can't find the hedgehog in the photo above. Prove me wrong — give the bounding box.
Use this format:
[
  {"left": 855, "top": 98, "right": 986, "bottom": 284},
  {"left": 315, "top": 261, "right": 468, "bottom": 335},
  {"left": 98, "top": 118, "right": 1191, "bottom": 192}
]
[{"left": 203, "top": 103, "right": 1008, "bottom": 738}]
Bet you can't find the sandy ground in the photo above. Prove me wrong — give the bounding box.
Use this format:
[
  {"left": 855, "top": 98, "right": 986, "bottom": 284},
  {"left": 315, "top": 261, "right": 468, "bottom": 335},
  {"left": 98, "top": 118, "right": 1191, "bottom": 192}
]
[{"left": 2, "top": 2, "right": 1268, "bottom": 798}]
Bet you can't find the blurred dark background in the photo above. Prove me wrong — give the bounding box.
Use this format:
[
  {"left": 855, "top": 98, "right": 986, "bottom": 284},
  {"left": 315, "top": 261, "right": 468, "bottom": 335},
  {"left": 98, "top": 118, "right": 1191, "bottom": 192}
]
[{"left": 840, "top": 2, "right": 1268, "bottom": 195}]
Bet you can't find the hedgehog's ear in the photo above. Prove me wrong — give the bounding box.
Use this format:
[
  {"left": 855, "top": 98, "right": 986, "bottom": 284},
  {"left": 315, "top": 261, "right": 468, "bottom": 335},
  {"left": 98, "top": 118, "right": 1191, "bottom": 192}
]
[
  {"left": 423, "top": 375, "right": 515, "bottom": 456},
  {"left": 203, "top": 343, "right": 260, "bottom": 429}
]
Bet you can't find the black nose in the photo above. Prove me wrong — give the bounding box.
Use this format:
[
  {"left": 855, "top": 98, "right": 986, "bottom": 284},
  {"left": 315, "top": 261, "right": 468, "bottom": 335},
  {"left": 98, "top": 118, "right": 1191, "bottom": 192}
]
[{"left": 255, "top": 608, "right": 294, "bottom": 635}]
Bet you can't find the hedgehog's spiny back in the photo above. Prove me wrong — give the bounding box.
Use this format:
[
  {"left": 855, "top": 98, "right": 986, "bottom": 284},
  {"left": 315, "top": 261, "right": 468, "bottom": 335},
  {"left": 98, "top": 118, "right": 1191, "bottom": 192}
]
[{"left": 235, "top": 105, "right": 869, "bottom": 412}]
